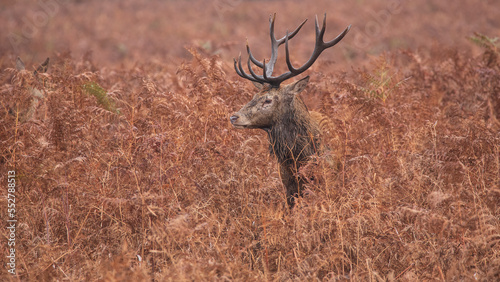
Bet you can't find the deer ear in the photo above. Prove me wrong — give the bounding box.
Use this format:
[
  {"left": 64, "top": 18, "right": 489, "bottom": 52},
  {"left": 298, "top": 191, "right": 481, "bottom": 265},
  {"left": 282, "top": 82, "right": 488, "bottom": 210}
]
[
  {"left": 288, "top": 76, "right": 310, "bottom": 94},
  {"left": 252, "top": 81, "right": 264, "bottom": 90},
  {"left": 253, "top": 82, "right": 275, "bottom": 92}
]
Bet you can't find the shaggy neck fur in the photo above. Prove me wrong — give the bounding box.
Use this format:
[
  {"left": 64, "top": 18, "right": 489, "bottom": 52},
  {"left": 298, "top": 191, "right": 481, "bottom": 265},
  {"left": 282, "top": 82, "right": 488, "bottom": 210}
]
[{"left": 266, "top": 96, "right": 320, "bottom": 166}]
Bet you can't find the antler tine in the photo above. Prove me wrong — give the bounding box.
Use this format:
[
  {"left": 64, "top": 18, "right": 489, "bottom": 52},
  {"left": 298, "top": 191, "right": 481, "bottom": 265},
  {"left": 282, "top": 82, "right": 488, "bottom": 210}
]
[
  {"left": 247, "top": 41, "right": 264, "bottom": 68},
  {"left": 234, "top": 54, "right": 262, "bottom": 83},
  {"left": 322, "top": 14, "right": 351, "bottom": 48},
  {"left": 284, "top": 31, "right": 299, "bottom": 75},
  {"left": 247, "top": 54, "right": 264, "bottom": 81},
  {"left": 285, "top": 13, "right": 351, "bottom": 79},
  {"left": 315, "top": 14, "right": 326, "bottom": 42},
  {"left": 265, "top": 14, "right": 307, "bottom": 77},
  {"left": 263, "top": 59, "right": 269, "bottom": 80},
  {"left": 275, "top": 18, "right": 307, "bottom": 45},
  {"left": 245, "top": 38, "right": 269, "bottom": 82},
  {"left": 265, "top": 13, "right": 279, "bottom": 77},
  {"left": 233, "top": 57, "right": 243, "bottom": 77}
]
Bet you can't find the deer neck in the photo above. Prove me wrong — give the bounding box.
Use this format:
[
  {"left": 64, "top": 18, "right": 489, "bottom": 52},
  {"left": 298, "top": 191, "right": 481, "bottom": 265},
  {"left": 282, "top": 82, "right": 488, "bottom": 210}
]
[{"left": 266, "top": 98, "right": 319, "bottom": 166}]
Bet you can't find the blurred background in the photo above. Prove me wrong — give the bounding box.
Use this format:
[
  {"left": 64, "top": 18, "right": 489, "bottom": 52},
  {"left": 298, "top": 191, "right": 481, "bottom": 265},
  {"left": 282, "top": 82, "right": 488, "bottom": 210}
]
[
  {"left": 2, "top": 1, "right": 499, "bottom": 280},
  {"left": 2, "top": 0, "right": 498, "bottom": 70}
]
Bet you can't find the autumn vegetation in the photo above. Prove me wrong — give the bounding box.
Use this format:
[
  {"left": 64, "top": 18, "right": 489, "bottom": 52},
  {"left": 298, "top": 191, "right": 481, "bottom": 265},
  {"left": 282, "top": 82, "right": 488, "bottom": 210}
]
[{"left": 1, "top": 0, "right": 499, "bottom": 280}]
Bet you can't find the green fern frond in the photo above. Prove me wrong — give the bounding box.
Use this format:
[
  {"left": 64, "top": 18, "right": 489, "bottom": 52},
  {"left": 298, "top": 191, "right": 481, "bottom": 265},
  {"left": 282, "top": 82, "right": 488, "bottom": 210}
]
[
  {"left": 468, "top": 32, "right": 498, "bottom": 53},
  {"left": 82, "top": 82, "right": 119, "bottom": 114}
]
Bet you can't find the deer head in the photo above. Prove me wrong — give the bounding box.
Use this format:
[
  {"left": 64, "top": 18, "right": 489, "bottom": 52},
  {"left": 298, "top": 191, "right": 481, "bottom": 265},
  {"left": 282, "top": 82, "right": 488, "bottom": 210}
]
[
  {"left": 229, "top": 76, "right": 311, "bottom": 130},
  {"left": 230, "top": 13, "right": 350, "bottom": 131}
]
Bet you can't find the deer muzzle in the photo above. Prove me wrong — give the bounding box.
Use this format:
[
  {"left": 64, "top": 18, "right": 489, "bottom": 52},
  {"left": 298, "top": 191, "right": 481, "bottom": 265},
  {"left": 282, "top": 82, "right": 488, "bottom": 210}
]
[{"left": 230, "top": 115, "right": 239, "bottom": 124}]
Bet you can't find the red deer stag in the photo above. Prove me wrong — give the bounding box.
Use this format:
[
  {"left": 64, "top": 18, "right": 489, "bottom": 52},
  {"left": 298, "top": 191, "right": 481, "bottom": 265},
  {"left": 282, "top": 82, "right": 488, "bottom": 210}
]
[{"left": 230, "top": 14, "right": 350, "bottom": 208}]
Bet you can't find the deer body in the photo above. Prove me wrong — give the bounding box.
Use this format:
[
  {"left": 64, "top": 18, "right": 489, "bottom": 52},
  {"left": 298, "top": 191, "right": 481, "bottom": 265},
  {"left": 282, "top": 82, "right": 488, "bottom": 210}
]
[{"left": 230, "top": 14, "right": 350, "bottom": 208}]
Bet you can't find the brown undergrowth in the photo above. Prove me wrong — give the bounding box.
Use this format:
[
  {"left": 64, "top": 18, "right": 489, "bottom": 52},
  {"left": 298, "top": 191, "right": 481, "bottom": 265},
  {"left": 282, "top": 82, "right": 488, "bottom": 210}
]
[{"left": 1, "top": 41, "right": 499, "bottom": 280}]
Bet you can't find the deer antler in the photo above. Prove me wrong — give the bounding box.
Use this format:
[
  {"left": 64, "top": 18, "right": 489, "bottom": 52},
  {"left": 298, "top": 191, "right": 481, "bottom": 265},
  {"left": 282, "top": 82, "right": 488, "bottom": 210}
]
[
  {"left": 234, "top": 13, "right": 306, "bottom": 84},
  {"left": 234, "top": 13, "right": 350, "bottom": 87}
]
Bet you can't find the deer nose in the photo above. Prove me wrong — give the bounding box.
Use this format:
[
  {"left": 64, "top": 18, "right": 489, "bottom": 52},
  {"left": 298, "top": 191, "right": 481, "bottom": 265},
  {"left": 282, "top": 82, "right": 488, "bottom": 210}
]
[{"left": 230, "top": 115, "right": 239, "bottom": 124}]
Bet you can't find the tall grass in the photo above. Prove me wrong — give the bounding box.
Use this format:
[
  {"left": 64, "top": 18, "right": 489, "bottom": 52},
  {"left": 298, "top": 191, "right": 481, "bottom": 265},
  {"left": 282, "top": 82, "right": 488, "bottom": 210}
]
[{"left": 1, "top": 41, "right": 499, "bottom": 280}]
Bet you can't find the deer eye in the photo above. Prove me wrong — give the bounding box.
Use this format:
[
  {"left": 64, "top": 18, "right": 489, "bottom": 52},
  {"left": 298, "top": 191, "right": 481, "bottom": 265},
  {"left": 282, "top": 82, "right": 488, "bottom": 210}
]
[{"left": 263, "top": 98, "right": 272, "bottom": 105}]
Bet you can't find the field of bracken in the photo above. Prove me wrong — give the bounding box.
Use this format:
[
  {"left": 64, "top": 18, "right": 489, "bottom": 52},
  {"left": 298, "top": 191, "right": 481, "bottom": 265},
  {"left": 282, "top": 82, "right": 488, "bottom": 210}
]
[{"left": 1, "top": 0, "right": 499, "bottom": 280}]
